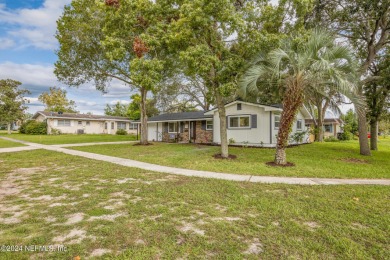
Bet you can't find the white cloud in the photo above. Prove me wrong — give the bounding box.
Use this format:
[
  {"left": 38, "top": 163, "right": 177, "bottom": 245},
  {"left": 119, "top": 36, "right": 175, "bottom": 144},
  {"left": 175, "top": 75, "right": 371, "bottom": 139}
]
[
  {"left": 109, "top": 100, "right": 131, "bottom": 105},
  {"left": 0, "top": 37, "right": 14, "bottom": 49},
  {"left": 0, "top": 0, "right": 71, "bottom": 50},
  {"left": 0, "top": 62, "right": 56, "bottom": 87}
]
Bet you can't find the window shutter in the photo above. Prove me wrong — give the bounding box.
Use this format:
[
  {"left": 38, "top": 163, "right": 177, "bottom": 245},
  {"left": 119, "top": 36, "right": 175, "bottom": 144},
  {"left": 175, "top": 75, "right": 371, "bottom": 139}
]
[
  {"left": 251, "top": 114, "right": 257, "bottom": 128},
  {"left": 163, "top": 122, "right": 168, "bottom": 133},
  {"left": 201, "top": 120, "right": 206, "bottom": 130},
  {"left": 226, "top": 116, "right": 229, "bottom": 129},
  {"left": 180, "top": 122, "right": 184, "bottom": 133}
]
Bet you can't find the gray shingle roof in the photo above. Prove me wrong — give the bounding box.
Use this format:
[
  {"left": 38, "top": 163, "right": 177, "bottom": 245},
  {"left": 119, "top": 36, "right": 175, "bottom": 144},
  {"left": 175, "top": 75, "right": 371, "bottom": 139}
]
[
  {"left": 148, "top": 111, "right": 211, "bottom": 122},
  {"left": 35, "top": 111, "right": 134, "bottom": 121}
]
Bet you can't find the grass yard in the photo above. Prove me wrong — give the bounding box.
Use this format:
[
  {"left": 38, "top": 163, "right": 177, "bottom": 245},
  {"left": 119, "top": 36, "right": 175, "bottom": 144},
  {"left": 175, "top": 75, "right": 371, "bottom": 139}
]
[
  {"left": 71, "top": 138, "right": 390, "bottom": 179},
  {"left": 0, "top": 150, "right": 389, "bottom": 259},
  {"left": 0, "top": 133, "right": 138, "bottom": 145},
  {"left": 0, "top": 138, "right": 26, "bottom": 148}
]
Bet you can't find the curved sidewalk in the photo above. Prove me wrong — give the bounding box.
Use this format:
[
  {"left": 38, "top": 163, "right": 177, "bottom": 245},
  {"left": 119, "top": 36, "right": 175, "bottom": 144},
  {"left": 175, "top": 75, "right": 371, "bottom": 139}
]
[{"left": 1, "top": 136, "right": 390, "bottom": 186}]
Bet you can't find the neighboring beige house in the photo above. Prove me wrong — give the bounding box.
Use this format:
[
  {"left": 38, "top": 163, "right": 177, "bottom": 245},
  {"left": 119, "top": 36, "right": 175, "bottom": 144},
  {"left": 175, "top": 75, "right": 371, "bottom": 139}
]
[
  {"left": 32, "top": 111, "right": 138, "bottom": 135},
  {"left": 147, "top": 100, "right": 312, "bottom": 147},
  {"left": 305, "top": 118, "right": 343, "bottom": 141}
]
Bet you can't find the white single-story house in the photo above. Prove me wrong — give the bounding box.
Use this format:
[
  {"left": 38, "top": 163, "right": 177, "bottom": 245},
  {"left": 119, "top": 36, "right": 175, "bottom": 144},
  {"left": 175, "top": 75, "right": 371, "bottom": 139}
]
[
  {"left": 147, "top": 100, "right": 311, "bottom": 147},
  {"left": 32, "top": 111, "right": 138, "bottom": 135}
]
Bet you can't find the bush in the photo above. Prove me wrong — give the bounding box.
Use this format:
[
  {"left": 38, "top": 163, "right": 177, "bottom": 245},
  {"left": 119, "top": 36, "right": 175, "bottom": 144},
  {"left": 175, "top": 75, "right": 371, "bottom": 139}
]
[
  {"left": 24, "top": 121, "right": 47, "bottom": 135},
  {"left": 50, "top": 128, "right": 62, "bottom": 135},
  {"left": 337, "top": 131, "right": 352, "bottom": 141},
  {"left": 290, "top": 131, "right": 307, "bottom": 144},
  {"left": 19, "top": 121, "right": 31, "bottom": 134},
  {"left": 116, "top": 129, "right": 127, "bottom": 135},
  {"left": 324, "top": 136, "right": 339, "bottom": 142}
]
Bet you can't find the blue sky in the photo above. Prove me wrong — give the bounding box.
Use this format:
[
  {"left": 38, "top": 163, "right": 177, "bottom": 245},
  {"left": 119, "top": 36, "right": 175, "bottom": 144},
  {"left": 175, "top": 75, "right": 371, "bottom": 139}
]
[{"left": 0, "top": 0, "right": 135, "bottom": 115}]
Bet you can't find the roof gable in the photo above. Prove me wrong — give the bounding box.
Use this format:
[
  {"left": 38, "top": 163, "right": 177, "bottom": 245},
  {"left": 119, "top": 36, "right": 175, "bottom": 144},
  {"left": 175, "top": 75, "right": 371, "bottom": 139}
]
[
  {"left": 33, "top": 111, "right": 134, "bottom": 121},
  {"left": 148, "top": 111, "right": 212, "bottom": 122}
]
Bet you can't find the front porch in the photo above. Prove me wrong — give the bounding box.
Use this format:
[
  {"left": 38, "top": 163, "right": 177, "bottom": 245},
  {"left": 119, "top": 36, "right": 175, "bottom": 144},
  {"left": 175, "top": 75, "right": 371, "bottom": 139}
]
[{"left": 148, "top": 120, "right": 213, "bottom": 144}]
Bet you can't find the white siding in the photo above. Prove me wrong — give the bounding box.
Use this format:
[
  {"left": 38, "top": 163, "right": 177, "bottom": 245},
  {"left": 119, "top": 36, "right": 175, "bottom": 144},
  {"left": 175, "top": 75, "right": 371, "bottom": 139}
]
[
  {"left": 212, "top": 102, "right": 310, "bottom": 147},
  {"left": 213, "top": 103, "right": 272, "bottom": 146}
]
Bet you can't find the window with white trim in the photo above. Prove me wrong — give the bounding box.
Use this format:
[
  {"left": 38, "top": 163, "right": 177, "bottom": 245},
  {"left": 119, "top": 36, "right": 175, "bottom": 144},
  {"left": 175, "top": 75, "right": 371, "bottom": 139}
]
[
  {"left": 78, "top": 121, "right": 82, "bottom": 125},
  {"left": 229, "top": 116, "right": 250, "bottom": 128},
  {"left": 58, "top": 120, "right": 71, "bottom": 127},
  {"left": 86, "top": 121, "right": 90, "bottom": 126},
  {"left": 274, "top": 114, "right": 280, "bottom": 129},
  {"left": 296, "top": 119, "right": 302, "bottom": 130},
  {"left": 206, "top": 120, "right": 213, "bottom": 130},
  {"left": 111, "top": 122, "right": 114, "bottom": 130},
  {"left": 168, "top": 122, "right": 178, "bottom": 133},
  {"left": 324, "top": 124, "right": 333, "bottom": 133},
  {"left": 129, "top": 123, "right": 137, "bottom": 130},
  {"left": 117, "top": 122, "right": 127, "bottom": 130},
  {"left": 105, "top": 123, "right": 108, "bottom": 130}
]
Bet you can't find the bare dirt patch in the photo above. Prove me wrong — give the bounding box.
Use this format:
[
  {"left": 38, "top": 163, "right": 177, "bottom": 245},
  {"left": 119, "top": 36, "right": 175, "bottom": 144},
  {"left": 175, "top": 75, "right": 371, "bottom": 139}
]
[
  {"left": 178, "top": 222, "right": 205, "bottom": 236},
  {"left": 340, "top": 158, "right": 369, "bottom": 164},
  {"left": 211, "top": 217, "right": 242, "bottom": 222},
  {"left": 65, "top": 213, "right": 85, "bottom": 225},
  {"left": 0, "top": 167, "right": 46, "bottom": 200},
  {"left": 244, "top": 238, "right": 263, "bottom": 255},
  {"left": 303, "top": 221, "right": 321, "bottom": 230},
  {"left": 88, "top": 213, "right": 125, "bottom": 222},
  {"left": 266, "top": 161, "right": 295, "bottom": 167},
  {"left": 212, "top": 154, "right": 237, "bottom": 160},
  {"left": 90, "top": 248, "right": 112, "bottom": 257},
  {"left": 52, "top": 229, "right": 87, "bottom": 244}
]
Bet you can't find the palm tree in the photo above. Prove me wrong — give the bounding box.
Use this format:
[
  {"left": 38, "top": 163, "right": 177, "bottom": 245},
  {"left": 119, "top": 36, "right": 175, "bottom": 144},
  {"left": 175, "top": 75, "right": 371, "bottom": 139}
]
[{"left": 239, "top": 30, "right": 358, "bottom": 165}]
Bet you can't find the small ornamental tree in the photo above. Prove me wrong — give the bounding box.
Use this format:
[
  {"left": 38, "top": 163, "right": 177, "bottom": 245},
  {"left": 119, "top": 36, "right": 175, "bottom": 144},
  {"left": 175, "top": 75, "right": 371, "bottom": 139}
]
[
  {"left": 0, "top": 79, "right": 30, "bottom": 134},
  {"left": 240, "top": 30, "right": 358, "bottom": 165}
]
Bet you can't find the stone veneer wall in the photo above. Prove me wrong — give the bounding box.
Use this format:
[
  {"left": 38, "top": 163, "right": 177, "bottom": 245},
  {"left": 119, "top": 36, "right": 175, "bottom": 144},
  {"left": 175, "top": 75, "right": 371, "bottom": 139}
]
[
  {"left": 195, "top": 121, "right": 213, "bottom": 143},
  {"left": 160, "top": 121, "right": 212, "bottom": 143}
]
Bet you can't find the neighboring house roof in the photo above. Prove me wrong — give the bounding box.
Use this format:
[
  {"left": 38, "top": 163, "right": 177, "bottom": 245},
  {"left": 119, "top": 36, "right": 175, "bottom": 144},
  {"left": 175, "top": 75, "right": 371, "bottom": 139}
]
[
  {"left": 148, "top": 111, "right": 212, "bottom": 122},
  {"left": 203, "top": 100, "right": 312, "bottom": 119},
  {"left": 204, "top": 100, "right": 283, "bottom": 115},
  {"left": 32, "top": 111, "right": 135, "bottom": 122},
  {"left": 305, "top": 118, "right": 343, "bottom": 124}
]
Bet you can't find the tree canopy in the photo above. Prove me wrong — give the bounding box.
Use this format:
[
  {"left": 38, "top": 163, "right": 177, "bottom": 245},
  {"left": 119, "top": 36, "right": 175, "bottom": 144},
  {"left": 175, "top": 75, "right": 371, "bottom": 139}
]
[
  {"left": 38, "top": 87, "right": 78, "bottom": 113},
  {"left": 0, "top": 79, "right": 30, "bottom": 134}
]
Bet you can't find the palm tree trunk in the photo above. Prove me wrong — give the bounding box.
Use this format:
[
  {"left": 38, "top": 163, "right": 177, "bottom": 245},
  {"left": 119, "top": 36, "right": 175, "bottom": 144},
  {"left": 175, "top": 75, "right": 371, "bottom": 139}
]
[
  {"left": 275, "top": 82, "right": 304, "bottom": 164},
  {"left": 370, "top": 119, "right": 378, "bottom": 151},
  {"left": 356, "top": 107, "right": 371, "bottom": 156},
  {"left": 214, "top": 89, "right": 228, "bottom": 158},
  {"left": 7, "top": 123, "right": 11, "bottom": 134},
  {"left": 139, "top": 87, "right": 148, "bottom": 145}
]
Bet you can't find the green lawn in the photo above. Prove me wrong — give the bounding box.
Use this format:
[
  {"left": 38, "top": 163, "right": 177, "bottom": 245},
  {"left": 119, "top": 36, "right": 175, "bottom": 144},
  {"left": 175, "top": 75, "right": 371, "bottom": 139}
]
[
  {"left": 0, "top": 138, "right": 26, "bottom": 148},
  {"left": 0, "top": 133, "right": 138, "bottom": 145},
  {"left": 0, "top": 150, "right": 389, "bottom": 259},
  {"left": 71, "top": 139, "right": 390, "bottom": 179}
]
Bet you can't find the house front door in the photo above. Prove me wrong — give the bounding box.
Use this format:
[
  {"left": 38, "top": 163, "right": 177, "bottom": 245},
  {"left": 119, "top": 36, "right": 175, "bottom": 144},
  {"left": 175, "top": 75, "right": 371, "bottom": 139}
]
[{"left": 190, "top": 121, "right": 196, "bottom": 142}]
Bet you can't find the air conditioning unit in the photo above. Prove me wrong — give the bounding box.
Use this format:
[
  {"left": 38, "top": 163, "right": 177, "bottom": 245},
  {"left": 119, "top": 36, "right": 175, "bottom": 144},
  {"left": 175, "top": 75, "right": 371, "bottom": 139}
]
[{"left": 77, "top": 129, "right": 84, "bottom": 135}]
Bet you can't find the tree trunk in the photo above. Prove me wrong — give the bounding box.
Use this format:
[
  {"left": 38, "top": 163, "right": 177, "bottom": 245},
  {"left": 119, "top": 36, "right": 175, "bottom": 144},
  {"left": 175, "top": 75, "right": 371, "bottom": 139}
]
[
  {"left": 139, "top": 87, "right": 148, "bottom": 145},
  {"left": 356, "top": 107, "right": 371, "bottom": 156},
  {"left": 316, "top": 101, "right": 324, "bottom": 142},
  {"left": 370, "top": 119, "right": 378, "bottom": 151},
  {"left": 214, "top": 89, "right": 228, "bottom": 158},
  {"left": 275, "top": 81, "right": 304, "bottom": 165},
  {"left": 7, "top": 123, "right": 11, "bottom": 134}
]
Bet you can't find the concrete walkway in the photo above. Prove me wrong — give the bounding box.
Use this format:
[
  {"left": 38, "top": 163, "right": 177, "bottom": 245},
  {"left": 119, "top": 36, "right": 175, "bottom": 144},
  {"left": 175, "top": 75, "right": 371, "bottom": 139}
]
[{"left": 1, "top": 136, "right": 390, "bottom": 186}]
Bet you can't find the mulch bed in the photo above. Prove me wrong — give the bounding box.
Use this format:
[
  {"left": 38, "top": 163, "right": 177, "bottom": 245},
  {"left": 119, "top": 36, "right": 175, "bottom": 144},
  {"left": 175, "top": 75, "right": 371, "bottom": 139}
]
[
  {"left": 340, "top": 158, "right": 369, "bottom": 164},
  {"left": 266, "top": 161, "right": 295, "bottom": 167},
  {"left": 133, "top": 142, "right": 154, "bottom": 146},
  {"left": 213, "top": 154, "right": 237, "bottom": 160}
]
